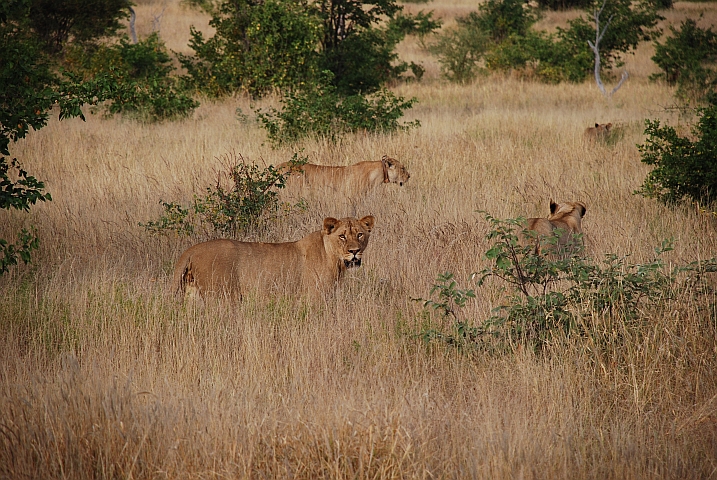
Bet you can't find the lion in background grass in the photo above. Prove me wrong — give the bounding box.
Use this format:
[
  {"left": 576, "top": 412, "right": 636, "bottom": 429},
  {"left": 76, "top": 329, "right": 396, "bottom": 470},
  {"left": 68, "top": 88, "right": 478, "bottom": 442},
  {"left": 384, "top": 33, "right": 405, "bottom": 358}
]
[
  {"left": 277, "top": 155, "right": 410, "bottom": 195},
  {"left": 172, "top": 216, "right": 375, "bottom": 300},
  {"left": 526, "top": 200, "right": 587, "bottom": 255},
  {"left": 584, "top": 122, "right": 613, "bottom": 141}
]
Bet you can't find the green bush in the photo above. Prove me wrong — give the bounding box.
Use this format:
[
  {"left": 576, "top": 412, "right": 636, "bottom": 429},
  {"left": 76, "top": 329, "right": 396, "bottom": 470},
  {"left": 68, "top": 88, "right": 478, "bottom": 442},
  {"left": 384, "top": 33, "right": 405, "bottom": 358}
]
[
  {"left": 430, "top": 0, "right": 662, "bottom": 84},
  {"left": 636, "top": 101, "right": 717, "bottom": 207},
  {"left": 415, "top": 213, "right": 717, "bottom": 353},
  {"left": 255, "top": 78, "right": 419, "bottom": 145},
  {"left": 26, "top": 0, "right": 129, "bottom": 53},
  {"left": 141, "top": 153, "right": 305, "bottom": 238},
  {"left": 429, "top": 16, "right": 491, "bottom": 83},
  {"left": 180, "top": 0, "right": 321, "bottom": 98},
  {"left": 651, "top": 18, "right": 717, "bottom": 103},
  {"left": 68, "top": 33, "right": 198, "bottom": 121}
]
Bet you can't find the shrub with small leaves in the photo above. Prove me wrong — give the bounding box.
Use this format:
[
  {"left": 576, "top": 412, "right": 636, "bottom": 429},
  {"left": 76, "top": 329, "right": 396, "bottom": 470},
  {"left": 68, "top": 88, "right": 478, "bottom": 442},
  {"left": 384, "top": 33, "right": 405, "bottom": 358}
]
[
  {"left": 415, "top": 213, "right": 717, "bottom": 353},
  {"left": 141, "top": 152, "right": 306, "bottom": 238},
  {"left": 636, "top": 101, "right": 717, "bottom": 206},
  {"left": 255, "top": 77, "right": 419, "bottom": 145}
]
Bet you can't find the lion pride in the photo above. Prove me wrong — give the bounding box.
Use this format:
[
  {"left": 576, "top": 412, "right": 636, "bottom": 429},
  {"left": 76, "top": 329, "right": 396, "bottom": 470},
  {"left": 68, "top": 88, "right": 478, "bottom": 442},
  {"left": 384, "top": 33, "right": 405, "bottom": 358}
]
[
  {"left": 277, "top": 155, "right": 410, "bottom": 195},
  {"left": 526, "top": 200, "right": 587, "bottom": 254},
  {"left": 172, "top": 216, "right": 375, "bottom": 299}
]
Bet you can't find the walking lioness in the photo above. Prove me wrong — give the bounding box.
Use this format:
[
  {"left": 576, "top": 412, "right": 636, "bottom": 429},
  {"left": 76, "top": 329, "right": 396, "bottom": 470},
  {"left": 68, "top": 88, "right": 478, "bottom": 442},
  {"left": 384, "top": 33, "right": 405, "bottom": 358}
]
[
  {"left": 172, "top": 216, "right": 375, "bottom": 299},
  {"left": 277, "top": 155, "right": 410, "bottom": 195},
  {"left": 526, "top": 200, "right": 587, "bottom": 254}
]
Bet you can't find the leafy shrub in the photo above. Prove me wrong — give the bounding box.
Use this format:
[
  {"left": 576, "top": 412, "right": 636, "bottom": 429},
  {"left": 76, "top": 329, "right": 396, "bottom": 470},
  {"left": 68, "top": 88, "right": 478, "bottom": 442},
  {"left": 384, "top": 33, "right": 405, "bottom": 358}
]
[
  {"left": 415, "top": 213, "right": 717, "bottom": 352},
  {"left": 141, "top": 153, "right": 304, "bottom": 238},
  {"left": 26, "top": 0, "right": 130, "bottom": 53},
  {"left": 180, "top": 0, "right": 321, "bottom": 98},
  {"left": 536, "top": 0, "right": 592, "bottom": 10},
  {"left": 636, "top": 101, "right": 717, "bottom": 206},
  {"left": 255, "top": 78, "right": 420, "bottom": 145},
  {"left": 67, "top": 33, "right": 198, "bottom": 121},
  {"left": 651, "top": 19, "right": 717, "bottom": 103},
  {"left": 430, "top": 0, "right": 662, "bottom": 84},
  {"left": 180, "top": 0, "right": 437, "bottom": 98},
  {"left": 429, "top": 16, "right": 491, "bottom": 83}
]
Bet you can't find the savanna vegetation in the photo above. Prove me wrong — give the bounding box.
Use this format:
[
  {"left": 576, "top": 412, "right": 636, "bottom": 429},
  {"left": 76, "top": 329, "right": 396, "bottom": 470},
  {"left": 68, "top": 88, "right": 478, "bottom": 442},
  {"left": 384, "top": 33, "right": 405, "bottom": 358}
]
[{"left": 1, "top": 0, "right": 716, "bottom": 478}]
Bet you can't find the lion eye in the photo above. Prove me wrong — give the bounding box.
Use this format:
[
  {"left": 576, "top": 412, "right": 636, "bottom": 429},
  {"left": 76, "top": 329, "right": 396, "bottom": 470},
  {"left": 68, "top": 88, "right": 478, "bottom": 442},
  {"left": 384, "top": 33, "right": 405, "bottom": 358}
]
[
  {"left": 339, "top": 234, "right": 346, "bottom": 241},
  {"left": 357, "top": 233, "right": 363, "bottom": 239}
]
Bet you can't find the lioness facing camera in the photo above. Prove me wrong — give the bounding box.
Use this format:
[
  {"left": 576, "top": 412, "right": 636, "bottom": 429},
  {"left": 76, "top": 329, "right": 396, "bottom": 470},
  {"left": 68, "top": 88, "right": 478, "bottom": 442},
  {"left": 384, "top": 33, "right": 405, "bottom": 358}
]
[
  {"left": 172, "top": 216, "right": 375, "bottom": 299},
  {"left": 277, "top": 155, "right": 410, "bottom": 195},
  {"left": 526, "top": 200, "right": 586, "bottom": 254}
]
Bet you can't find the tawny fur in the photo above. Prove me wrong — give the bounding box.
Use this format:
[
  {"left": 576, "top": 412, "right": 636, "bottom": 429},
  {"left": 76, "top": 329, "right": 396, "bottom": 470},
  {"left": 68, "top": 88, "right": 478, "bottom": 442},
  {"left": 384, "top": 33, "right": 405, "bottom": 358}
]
[
  {"left": 526, "top": 200, "right": 587, "bottom": 254},
  {"left": 277, "top": 155, "right": 410, "bottom": 195},
  {"left": 584, "top": 122, "right": 612, "bottom": 140},
  {"left": 172, "top": 216, "right": 375, "bottom": 299}
]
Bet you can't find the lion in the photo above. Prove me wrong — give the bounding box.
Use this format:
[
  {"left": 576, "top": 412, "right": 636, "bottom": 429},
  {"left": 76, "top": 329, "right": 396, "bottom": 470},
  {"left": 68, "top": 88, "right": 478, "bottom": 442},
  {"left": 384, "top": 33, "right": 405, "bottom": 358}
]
[
  {"left": 277, "top": 155, "right": 410, "bottom": 195},
  {"left": 172, "top": 216, "right": 375, "bottom": 300},
  {"left": 584, "top": 122, "right": 613, "bottom": 141},
  {"left": 525, "top": 200, "right": 587, "bottom": 255}
]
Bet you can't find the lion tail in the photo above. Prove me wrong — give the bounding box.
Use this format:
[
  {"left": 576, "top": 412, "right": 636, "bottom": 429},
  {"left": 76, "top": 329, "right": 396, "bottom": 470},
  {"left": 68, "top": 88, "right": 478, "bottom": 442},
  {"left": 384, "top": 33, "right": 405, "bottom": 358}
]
[{"left": 171, "top": 254, "right": 193, "bottom": 298}]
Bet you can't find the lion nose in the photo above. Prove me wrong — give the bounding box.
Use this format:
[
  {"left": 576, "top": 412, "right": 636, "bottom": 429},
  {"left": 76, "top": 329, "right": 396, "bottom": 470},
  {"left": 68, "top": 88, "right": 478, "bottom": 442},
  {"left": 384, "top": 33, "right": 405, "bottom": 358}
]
[{"left": 348, "top": 248, "right": 360, "bottom": 256}]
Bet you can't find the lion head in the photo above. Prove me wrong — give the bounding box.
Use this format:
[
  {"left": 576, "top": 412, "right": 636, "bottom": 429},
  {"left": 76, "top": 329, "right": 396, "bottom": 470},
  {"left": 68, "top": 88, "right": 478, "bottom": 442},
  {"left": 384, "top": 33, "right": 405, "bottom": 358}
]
[
  {"left": 382, "top": 155, "right": 410, "bottom": 187},
  {"left": 322, "top": 215, "right": 375, "bottom": 269}
]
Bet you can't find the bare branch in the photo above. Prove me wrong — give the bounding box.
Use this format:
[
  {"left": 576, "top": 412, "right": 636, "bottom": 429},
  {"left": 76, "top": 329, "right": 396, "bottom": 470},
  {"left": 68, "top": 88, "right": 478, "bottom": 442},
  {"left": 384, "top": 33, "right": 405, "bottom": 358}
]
[
  {"left": 128, "top": 6, "right": 137, "bottom": 44},
  {"left": 610, "top": 70, "right": 629, "bottom": 96}
]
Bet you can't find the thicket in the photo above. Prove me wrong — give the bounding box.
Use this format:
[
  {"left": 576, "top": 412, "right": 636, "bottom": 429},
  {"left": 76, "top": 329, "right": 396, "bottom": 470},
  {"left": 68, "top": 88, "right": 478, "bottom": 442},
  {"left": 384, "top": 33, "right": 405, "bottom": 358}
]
[
  {"left": 636, "top": 100, "right": 717, "bottom": 208},
  {"left": 430, "top": 0, "right": 662, "bottom": 84},
  {"left": 651, "top": 18, "right": 717, "bottom": 104},
  {"left": 180, "top": 0, "right": 431, "bottom": 143},
  {"left": 67, "top": 33, "right": 198, "bottom": 121},
  {"left": 181, "top": 0, "right": 437, "bottom": 97},
  {"left": 255, "top": 75, "right": 420, "bottom": 145},
  {"left": 416, "top": 214, "right": 717, "bottom": 353},
  {"left": 141, "top": 153, "right": 306, "bottom": 239}
]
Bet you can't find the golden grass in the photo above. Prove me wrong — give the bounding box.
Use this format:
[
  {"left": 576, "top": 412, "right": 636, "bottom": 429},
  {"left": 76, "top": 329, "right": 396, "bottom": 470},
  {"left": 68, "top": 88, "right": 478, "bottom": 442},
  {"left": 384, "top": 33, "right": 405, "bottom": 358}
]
[{"left": 1, "top": 1, "right": 717, "bottom": 478}]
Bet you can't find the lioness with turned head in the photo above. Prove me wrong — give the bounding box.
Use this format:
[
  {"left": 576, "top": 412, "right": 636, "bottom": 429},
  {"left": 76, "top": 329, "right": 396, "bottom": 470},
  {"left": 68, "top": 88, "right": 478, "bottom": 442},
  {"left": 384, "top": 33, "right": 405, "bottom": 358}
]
[
  {"left": 277, "top": 155, "right": 410, "bottom": 196},
  {"left": 172, "top": 216, "right": 375, "bottom": 299},
  {"left": 526, "top": 200, "right": 587, "bottom": 255}
]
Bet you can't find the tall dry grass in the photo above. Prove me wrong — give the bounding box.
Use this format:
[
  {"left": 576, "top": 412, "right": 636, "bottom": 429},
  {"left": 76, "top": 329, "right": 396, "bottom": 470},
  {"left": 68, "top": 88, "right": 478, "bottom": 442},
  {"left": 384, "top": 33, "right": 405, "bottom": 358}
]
[{"left": 1, "top": 1, "right": 716, "bottom": 478}]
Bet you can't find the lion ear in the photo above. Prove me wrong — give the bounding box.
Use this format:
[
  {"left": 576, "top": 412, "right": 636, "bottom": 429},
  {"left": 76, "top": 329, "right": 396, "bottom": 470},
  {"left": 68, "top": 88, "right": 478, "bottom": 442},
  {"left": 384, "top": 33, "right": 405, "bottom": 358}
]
[
  {"left": 323, "top": 217, "right": 340, "bottom": 235},
  {"left": 578, "top": 203, "right": 587, "bottom": 217},
  {"left": 383, "top": 155, "right": 394, "bottom": 167},
  {"left": 359, "top": 215, "right": 375, "bottom": 232},
  {"left": 595, "top": 123, "right": 599, "bottom": 128},
  {"left": 549, "top": 200, "right": 558, "bottom": 215},
  {"left": 605, "top": 123, "right": 612, "bottom": 131}
]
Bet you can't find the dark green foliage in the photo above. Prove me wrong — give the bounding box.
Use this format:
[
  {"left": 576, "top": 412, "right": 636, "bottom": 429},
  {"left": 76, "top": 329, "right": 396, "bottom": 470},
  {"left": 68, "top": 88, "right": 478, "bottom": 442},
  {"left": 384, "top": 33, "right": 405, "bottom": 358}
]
[
  {"left": 558, "top": 0, "right": 662, "bottom": 70},
  {"left": 535, "top": 0, "right": 592, "bottom": 10},
  {"left": 26, "top": 0, "right": 130, "bottom": 53},
  {"left": 141, "top": 153, "right": 302, "bottom": 238},
  {"left": 416, "top": 214, "right": 717, "bottom": 353},
  {"left": 472, "top": 0, "right": 539, "bottom": 42},
  {"left": 181, "top": 0, "right": 436, "bottom": 97},
  {"left": 255, "top": 77, "right": 419, "bottom": 145},
  {"left": 651, "top": 19, "right": 717, "bottom": 103},
  {"left": 68, "top": 33, "right": 198, "bottom": 121},
  {"left": 430, "top": 0, "right": 662, "bottom": 84},
  {"left": 636, "top": 102, "right": 717, "bottom": 206},
  {"left": 1, "top": 0, "right": 134, "bottom": 274},
  {"left": 429, "top": 15, "right": 492, "bottom": 83},
  {"left": 180, "top": 0, "right": 321, "bottom": 97},
  {"left": 0, "top": 228, "right": 40, "bottom": 275}
]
